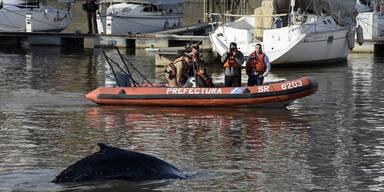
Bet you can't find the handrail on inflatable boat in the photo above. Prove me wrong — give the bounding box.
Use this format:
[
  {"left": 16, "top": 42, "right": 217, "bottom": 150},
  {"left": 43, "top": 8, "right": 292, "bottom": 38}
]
[{"left": 101, "top": 43, "right": 154, "bottom": 87}]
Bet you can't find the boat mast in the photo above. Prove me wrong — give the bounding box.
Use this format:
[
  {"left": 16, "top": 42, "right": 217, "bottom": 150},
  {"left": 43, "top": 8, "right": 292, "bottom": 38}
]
[
  {"left": 203, "top": 0, "right": 248, "bottom": 23},
  {"left": 288, "top": 0, "right": 294, "bottom": 39}
]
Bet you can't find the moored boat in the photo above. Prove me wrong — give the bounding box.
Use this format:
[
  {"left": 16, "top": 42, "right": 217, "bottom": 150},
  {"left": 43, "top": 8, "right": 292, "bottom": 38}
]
[
  {"left": 209, "top": 0, "right": 357, "bottom": 65},
  {"left": 96, "top": 0, "right": 183, "bottom": 34},
  {"left": 85, "top": 76, "right": 318, "bottom": 107},
  {"left": 0, "top": 0, "right": 71, "bottom": 32}
]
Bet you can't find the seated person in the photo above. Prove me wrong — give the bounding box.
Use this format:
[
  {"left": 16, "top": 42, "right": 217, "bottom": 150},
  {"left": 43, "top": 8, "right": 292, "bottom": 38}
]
[
  {"left": 196, "top": 65, "right": 214, "bottom": 87},
  {"left": 165, "top": 54, "right": 192, "bottom": 87}
]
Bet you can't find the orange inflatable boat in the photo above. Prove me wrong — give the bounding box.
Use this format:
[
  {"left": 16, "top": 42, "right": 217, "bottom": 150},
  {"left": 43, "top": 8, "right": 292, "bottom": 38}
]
[{"left": 85, "top": 76, "right": 318, "bottom": 107}]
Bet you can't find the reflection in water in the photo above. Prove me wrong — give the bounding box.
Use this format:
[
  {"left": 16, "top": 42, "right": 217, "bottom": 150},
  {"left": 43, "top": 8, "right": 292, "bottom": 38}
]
[
  {"left": 0, "top": 169, "right": 175, "bottom": 192},
  {"left": 84, "top": 106, "right": 311, "bottom": 191},
  {"left": 1, "top": 47, "right": 384, "bottom": 191}
]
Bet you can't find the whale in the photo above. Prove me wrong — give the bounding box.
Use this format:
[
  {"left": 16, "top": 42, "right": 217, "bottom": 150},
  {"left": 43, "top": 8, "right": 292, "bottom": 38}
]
[{"left": 53, "top": 143, "right": 186, "bottom": 183}]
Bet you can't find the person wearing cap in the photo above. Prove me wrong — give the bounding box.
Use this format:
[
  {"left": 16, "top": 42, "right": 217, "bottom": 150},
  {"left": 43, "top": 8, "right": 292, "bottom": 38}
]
[
  {"left": 221, "top": 42, "right": 244, "bottom": 87},
  {"left": 190, "top": 45, "right": 204, "bottom": 68},
  {"left": 245, "top": 43, "right": 271, "bottom": 86},
  {"left": 185, "top": 44, "right": 204, "bottom": 78},
  {"left": 165, "top": 54, "right": 192, "bottom": 87}
]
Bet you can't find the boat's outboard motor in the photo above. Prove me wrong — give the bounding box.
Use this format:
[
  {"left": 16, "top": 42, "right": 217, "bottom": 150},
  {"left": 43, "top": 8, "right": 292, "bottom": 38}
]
[{"left": 105, "top": 72, "right": 131, "bottom": 87}]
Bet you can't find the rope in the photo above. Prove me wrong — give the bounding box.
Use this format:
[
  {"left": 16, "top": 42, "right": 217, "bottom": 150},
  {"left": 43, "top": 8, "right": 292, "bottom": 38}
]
[
  {"left": 356, "top": 16, "right": 384, "bottom": 33},
  {"left": 268, "top": 82, "right": 289, "bottom": 107}
]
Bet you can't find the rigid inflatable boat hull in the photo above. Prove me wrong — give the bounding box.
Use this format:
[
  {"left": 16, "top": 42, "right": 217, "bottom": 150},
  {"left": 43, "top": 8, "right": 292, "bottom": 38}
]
[{"left": 85, "top": 77, "right": 318, "bottom": 107}]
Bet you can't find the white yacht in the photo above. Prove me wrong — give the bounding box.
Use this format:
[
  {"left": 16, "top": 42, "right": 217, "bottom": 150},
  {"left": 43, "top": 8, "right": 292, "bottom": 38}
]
[
  {"left": 96, "top": 0, "right": 183, "bottom": 34},
  {"left": 0, "top": 0, "right": 71, "bottom": 32},
  {"left": 209, "top": 0, "right": 357, "bottom": 65}
]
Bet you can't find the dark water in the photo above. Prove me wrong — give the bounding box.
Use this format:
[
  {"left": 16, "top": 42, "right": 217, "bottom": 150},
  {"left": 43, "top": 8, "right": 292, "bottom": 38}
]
[{"left": 0, "top": 46, "right": 384, "bottom": 192}]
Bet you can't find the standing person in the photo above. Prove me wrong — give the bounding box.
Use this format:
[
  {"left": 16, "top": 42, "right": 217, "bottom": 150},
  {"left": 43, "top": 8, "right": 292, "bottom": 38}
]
[
  {"left": 186, "top": 44, "right": 204, "bottom": 79},
  {"left": 245, "top": 44, "right": 271, "bottom": 86},
  {"left": 84, "top": 0, "right": 98, "bottom": 34},
  {"left": 165, "top": 54, "right": 192, "bottom": 87},
  {"left": 189, "top": 45, "right": 204, "bottom": 68},
  {"left": 221, "top": 42, "right": 244, "bottom": 87}
]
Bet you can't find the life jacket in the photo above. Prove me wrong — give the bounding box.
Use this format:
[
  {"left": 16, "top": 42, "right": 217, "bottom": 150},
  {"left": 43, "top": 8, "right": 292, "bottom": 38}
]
[
  {"left": 167, "top": 56, "right": 188, "bottom": 80},
  {"left": 192, "top": 53, "right": 204, "bottom": 68},
  {"left": 196, "top": 71, "right": 214, "bottom": 87},
  {"left": 223, "top": 51, "right": 241, "bottom": 68},
  {"left": 247, "top": 52, "right": 266, "bottom": 72}
]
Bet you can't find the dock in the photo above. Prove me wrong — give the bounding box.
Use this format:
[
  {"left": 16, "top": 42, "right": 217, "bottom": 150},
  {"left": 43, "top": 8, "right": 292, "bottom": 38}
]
[
  {"left": 0, "top": 22, "right": 217, "bottom": 66},
  {"left": 352, "top": 39, "right": 384, "bottom": 53},
  {"left": 0, "top": 22, "right": 214, "bottom": 49}
]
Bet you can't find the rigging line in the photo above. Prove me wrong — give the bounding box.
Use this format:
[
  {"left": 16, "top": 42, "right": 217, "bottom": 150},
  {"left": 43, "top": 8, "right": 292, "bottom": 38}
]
[
  {"left": 1, "top": 7, "right": 70, "bottom": 28},
  {"left": 101, "top": 48, "right": 121, "bottom": 87},
  {"left": 104, "top": 53, "right": 141, "bottom": 86},
  {"left": 356, "top": 17, "right": 384, "bottom": 33},
  {"left": 268, "top": 82, "right": 289, "bottom": 107},
  {"left": 114, "top": 46, "right": 140, "bottom": 87},
  {"left": 121, "top": 54, "right": 153, "bottom": 86},
  {"left": 106, "top": 51, "right": 151, "bottom": 85},
  {"left": 304, "top": 0, "right": 315, "bottom": 13}
]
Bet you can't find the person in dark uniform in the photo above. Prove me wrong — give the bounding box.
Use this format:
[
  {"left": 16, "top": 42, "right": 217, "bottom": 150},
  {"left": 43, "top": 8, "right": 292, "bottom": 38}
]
[
  {"left": 221, "top": 42, "right": 244, "bottom": 87},
  {"left": 196, "top": 65, "right": 214, "bottom": 87},
  {"left": 84, "top": 0, "right": 98, "bottom": 34}
]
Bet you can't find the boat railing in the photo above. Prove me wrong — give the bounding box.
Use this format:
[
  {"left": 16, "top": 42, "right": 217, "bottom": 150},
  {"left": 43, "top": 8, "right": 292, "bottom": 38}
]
[
  {"left": 223, "top": 13, "right": 288, "bottom": 18},
  {"left": 101, "top": 42, "right": 153, "bottom": 87}
]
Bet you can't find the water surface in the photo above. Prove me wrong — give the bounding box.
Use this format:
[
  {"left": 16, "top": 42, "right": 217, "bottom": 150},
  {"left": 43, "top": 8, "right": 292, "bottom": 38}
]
[{"left": 0, "top": 47, "right": 383, "bottom": 191}]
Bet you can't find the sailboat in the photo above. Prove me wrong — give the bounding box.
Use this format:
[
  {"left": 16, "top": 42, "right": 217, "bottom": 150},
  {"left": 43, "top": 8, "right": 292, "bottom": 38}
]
[
  {"left": 0, "top": 0, "right": 71, "bottom": 32},
  {"left": 96, "top": 0, "right": 183, "bottom": 34},
  {"left": 209, "top": 0, "right": 357, "bottom": 65}
]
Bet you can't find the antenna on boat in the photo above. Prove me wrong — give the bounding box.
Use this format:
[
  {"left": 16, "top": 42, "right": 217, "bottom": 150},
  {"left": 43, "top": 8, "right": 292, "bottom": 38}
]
[
  {"left": 100, "top": 39, "right": 154, "bottom": 87},
  {"left": 100, "top": 40, "right": 141, "bottom": 87},
  {"left": 101, "top": 48, "right": 141, "bottom": 86},
  {"left": 115, "top": 48, "right": 154, "bottom": 87},
  {"left": 113, "top": 47, "right": 140, "bottom": 87},
  {"left": 101, "top": 48, "right": 121, "bottom": 87}
]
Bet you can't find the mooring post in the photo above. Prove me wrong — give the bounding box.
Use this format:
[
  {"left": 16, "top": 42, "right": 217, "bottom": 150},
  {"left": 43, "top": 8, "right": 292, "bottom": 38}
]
[
  {"left": 26, "top": 14, "right": 32, "bottom": 32},
  {"left": 106, "top": 16, "right": 113, "bottom": 34}
]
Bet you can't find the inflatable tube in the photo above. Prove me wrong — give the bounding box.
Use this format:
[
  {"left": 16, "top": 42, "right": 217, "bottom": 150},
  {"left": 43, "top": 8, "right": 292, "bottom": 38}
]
[{"left": 86, "top": 76, "right": 319, "bottom": 107}]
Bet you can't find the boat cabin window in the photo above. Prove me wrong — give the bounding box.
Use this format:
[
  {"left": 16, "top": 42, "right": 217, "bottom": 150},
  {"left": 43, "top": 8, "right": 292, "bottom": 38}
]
[
  {"left": 122, "top": 7, "right": 132, "bottom": 12},
  {"left": 327, "top": 19, "right": 332, "bottom": 24},
  {"left": 16, "top": 0, "right": 40, "bottom": 8},
  {"left": 143, "top": 4, "right": 162, "bottom": 12},
  {"left": 322, "top": 20, "right": 327, "bottom": 24}
]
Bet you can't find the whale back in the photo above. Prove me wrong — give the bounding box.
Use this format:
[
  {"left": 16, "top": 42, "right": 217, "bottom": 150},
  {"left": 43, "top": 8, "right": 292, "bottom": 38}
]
[{"left": 53, "top": 143, "right": 186, "bottom": 183}]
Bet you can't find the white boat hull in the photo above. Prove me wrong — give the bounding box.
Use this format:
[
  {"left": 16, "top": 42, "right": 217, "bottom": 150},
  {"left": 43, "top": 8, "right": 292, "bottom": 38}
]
[
  {"left": 268, "top": 28, "right": 351, "bottom": 65},
  {"left": 0, "top": 7, "right": 71, "bottom": 32},
  {"left": 209, "top": 16, "right": 354, "bottom": 65},
  {"left": 99, "top": 14, "right": 182, "bottom": 34}
]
